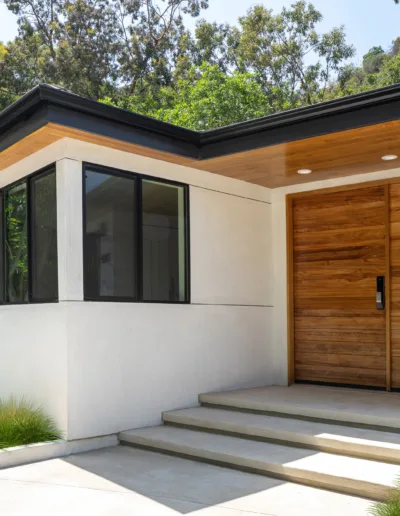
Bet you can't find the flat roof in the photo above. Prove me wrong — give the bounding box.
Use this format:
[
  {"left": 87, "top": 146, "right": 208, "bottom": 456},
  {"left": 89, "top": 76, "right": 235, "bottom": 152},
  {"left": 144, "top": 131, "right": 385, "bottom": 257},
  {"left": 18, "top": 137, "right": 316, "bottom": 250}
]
[{"left": 2, "top": 83, "right": 400, "bottom": 188}]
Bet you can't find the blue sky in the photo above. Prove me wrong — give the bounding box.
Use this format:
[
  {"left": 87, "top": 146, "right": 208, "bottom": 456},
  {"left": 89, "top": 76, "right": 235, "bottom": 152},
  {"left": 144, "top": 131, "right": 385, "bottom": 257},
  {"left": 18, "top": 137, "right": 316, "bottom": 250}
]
[{"left": 0, "top": 0, "right": 399, "bottom": 64}]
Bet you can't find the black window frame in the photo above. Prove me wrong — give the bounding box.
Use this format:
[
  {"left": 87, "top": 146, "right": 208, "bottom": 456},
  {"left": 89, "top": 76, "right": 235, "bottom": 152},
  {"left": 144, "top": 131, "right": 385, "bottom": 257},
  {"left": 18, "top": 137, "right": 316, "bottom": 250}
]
[
  {"left": 0, "top": 164, "right": 59, "bottom": 305},
  {"left": 82, "top": 162, "right": 191, "bottom": 304}
]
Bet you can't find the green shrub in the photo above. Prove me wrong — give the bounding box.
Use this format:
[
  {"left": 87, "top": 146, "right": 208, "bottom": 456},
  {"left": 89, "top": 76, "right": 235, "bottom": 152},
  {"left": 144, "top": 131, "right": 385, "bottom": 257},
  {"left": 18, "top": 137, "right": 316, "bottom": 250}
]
[
  {"left": 0, "top": 397, "right": 61, "bottom": 449},
  {"left": 370, "top": 481, "right": 400, "bottom": 516}
]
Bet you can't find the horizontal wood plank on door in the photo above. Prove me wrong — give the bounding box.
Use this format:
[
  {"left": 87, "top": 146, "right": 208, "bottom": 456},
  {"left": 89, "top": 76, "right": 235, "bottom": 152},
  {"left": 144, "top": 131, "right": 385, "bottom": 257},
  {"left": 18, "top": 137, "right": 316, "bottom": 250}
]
[
  {"left": 295, "top": 352, "right": 386, "bottom": 370},
  {"left": 294, "top": 341, "right": 385, "bottom": 356},
  {"left": 295, "top": 365, "right": 386, "bottom": 387},
  {"left": 295, "top": 316, "right": 384, "bottom": 331},
  {"left": 293, "top": 185, "right": 386, "bottom": 387},
  {"left": 294, "top": 226, "right": 385, "bottom": 249},
  {"left": 294, "top": 279, "right": 383, "bottom": 300},
  {"left": 295, "top": 297, "right": 378, "bottom": 309},
  {"left": 293, "top": 246, "right": 385, "bottom": 266},
  {"left": 293, "top": 187, "right": 386, "bottom": 206},
  {"left": 295, "top": 327, "right": 385, "bottom": 342}
]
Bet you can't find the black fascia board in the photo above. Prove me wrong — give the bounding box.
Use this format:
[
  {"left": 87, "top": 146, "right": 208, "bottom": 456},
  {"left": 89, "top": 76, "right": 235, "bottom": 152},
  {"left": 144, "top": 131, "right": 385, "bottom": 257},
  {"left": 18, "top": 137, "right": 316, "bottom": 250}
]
[
  {"left": 2, "top": 82, "right": 400, "bottom": 162},
  {"left": 198, "top": 83, "right": 400, "bottom": 159},
  {"left": 0, "top": 84, "right": 201, "bottom": 159}
]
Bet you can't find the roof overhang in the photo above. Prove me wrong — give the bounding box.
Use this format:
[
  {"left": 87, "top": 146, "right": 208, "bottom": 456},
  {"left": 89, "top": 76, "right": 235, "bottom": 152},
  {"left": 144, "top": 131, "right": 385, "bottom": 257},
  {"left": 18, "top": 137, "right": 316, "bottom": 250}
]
[{"left": 2, "top": 83, "right": 400, "bottom": 188}]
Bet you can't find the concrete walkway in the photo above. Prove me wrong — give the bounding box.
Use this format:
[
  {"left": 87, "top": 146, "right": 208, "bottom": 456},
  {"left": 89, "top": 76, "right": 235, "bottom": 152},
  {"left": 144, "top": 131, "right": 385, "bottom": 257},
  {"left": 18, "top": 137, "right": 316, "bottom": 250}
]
[{"left": 0, "top": 445, "right": 373, "bottom": 515}]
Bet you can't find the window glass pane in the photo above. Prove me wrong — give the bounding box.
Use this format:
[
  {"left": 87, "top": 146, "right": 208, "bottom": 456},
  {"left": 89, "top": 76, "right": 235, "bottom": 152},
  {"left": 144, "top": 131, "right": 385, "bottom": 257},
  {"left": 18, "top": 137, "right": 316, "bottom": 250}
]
[
  {"left": 31, "top": 171, "right": 58, "bottom": 301},
  {"left": 142, "top": 180, "right": 186, "bottom": 302},
  {"left": 0, "top": 193, "right": 3, "bottom": 303},
  {"left": 84, "top": 169, "right": 137, "bottom": 299},
  {"left": 5, "top": 182, "right": 28, "bottom": 303}
]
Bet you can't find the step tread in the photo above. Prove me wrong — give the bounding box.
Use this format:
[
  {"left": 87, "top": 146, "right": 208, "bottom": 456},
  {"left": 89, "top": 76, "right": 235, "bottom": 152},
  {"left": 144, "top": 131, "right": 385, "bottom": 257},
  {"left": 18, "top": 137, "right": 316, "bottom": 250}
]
[
  {"left": 199, "top": 386, "right": 400, "bottom": 429},
  {"left": 120, "top": 425, "right": 400, "bottom": 488},
  {"left": 163, "top": 406, "right": 400, "bottom": 449}
]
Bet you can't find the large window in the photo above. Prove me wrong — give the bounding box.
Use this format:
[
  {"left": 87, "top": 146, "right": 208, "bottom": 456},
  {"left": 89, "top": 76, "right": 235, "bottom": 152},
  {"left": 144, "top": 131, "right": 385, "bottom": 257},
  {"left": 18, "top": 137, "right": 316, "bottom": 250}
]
[
  {"left": 142, "top": 180, "right": 187, "bottom": 302},
  {"left": 0, "top": 167, "right": 58, "bottom": 304},
  {"left": 83, "top": 165, "right": 189, "bottom": 303}
]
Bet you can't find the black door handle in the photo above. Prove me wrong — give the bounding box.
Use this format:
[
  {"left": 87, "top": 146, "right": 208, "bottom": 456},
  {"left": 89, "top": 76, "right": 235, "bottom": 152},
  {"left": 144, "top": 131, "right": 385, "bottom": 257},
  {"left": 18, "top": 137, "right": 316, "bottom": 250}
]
[{"left": 377, "top": 276, "right": 385, "bottom": 310}]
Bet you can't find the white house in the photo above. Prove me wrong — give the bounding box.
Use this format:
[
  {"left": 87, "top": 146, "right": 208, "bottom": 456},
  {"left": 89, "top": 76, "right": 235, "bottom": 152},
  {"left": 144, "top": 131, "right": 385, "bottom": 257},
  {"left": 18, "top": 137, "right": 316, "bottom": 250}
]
[{"left": 1, "top": 83, "right": 400, "bottom": 442}]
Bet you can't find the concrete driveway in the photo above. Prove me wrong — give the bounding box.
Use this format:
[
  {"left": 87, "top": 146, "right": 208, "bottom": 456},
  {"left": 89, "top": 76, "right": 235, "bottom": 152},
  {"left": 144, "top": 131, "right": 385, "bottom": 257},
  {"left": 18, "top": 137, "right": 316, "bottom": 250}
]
[{"left": 0, "top": 445, "right": 373, "bottom": 515}]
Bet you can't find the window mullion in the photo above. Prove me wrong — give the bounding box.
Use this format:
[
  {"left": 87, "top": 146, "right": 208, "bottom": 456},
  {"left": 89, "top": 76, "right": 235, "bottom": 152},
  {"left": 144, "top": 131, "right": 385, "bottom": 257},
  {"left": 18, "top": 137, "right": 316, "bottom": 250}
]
[
  {"left": 27, "top": 177, "right": 33, "bottom": 303},
  {"left": 137, "top": 177, "right": 143, "bottom": 302}
]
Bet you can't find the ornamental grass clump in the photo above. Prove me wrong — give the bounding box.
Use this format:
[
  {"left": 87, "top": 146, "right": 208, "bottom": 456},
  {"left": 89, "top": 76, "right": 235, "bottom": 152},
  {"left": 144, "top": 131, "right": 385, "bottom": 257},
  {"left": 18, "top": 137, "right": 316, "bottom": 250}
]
[
  {"left": 369, "top": 479, "right": 400, "bottom": 516},
  {"left": 0, "top": 397, "right": 61, "bottom": 449}
]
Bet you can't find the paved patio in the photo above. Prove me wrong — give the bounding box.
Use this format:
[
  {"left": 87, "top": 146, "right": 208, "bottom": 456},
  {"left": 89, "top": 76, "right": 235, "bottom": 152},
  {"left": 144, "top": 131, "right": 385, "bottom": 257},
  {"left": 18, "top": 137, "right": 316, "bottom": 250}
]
[{"left": 0, "top": 445, "right": 373, "bottom": 515}]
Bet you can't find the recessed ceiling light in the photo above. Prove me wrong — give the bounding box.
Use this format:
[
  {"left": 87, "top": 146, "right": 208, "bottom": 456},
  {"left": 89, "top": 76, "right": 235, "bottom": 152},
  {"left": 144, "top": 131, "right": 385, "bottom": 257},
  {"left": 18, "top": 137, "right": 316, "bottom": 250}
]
[
  {"left": 382, "top": 155, "right": 398, "bottom": 161},
  {"left": 297, "top": 169, "right": 312, "bottom": 175}
]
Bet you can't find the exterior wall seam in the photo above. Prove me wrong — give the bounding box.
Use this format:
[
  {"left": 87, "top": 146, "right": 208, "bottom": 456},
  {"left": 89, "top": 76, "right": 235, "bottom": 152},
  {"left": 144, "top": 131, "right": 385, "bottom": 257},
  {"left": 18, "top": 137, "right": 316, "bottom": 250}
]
[{"left": 190, "top": 185, "right": 272, "bottom": 205}]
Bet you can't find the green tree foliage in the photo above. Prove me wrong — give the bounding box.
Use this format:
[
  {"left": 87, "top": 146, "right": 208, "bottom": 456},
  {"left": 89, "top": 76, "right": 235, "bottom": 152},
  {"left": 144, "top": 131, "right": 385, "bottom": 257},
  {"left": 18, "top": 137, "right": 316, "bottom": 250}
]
[
  {"left": 0, "top": 0, "right": 399, "bottom": 129},
  {"left": 103, "top": 63, "right": 276, "bottom": 129},
  {"left": 363, "top": 46, "right": 385, "bottom": 74},
  {"left": 0, "top": 0, "right": 209, "bottom": 107}
]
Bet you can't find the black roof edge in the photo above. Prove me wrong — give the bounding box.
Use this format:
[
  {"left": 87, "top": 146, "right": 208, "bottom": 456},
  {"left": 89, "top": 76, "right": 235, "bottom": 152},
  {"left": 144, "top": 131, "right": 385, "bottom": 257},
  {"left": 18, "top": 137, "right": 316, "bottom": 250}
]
[
  {"left": 37, "top": 84, "right": 200, "bottom": 144},
  {"left": 2, "top": 82, "right": 400, "bottom": 161},
  {"left": 0, "top": 85, "right": 43, "bottom": 134},
  {"left": 199, "top": 82, "right": 400, "bottom": 144}
]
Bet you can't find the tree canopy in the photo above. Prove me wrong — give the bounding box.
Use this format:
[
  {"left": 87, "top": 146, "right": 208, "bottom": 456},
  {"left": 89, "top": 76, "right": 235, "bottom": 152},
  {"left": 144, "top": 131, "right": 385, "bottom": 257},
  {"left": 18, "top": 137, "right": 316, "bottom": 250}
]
[{"left": 0, "top": 0, "right": 399, "bottom": 129}]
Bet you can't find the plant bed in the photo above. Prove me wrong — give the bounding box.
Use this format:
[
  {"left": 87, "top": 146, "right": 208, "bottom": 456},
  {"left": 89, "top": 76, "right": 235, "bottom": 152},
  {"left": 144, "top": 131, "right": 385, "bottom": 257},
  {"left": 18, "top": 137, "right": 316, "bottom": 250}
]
[
  {"left": 0, "top": 397, "right": 61, "bottom": 450},
  {"left": 0, "top": 435, "right": 119, "bottom": 469},
  {"left": 0, "top": 397, "right": 118, "bottom": 469}
]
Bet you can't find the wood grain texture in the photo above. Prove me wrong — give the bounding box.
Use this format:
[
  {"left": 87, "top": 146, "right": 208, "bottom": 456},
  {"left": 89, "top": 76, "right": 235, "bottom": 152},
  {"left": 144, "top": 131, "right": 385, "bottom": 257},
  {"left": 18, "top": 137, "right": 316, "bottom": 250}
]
[
  {"left": 389, "top": 183, "right": 400, "bottom": 388},
  {"left": 193, "top": 120, "right": 400, "bottom": 188},
  {"left": 385, "top": 184, "right": 391, "bottom": 390},
  {"left": 3, "top": 120, "right": 400, "bottom": 189},
  {"left": 286, "top": 197, "right": 295, "bottom": 385},
  {"left": 293, "top": 186, "right": 387, "bottom": 387},
  {"left": 0, "top": 123, "right": 193, "bottom": 172}
]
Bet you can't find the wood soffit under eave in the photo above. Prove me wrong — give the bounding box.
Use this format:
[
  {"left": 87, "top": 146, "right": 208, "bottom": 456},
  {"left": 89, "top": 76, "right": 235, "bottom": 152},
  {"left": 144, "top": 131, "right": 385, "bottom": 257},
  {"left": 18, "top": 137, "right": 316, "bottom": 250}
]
[{"left": 2, "top": 120, "right": 400, "bottom": 189}]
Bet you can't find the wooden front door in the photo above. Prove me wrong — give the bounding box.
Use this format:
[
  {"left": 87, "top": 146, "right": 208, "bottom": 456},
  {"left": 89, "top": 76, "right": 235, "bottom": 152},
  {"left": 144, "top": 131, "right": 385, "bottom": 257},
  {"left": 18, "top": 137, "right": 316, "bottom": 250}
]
[{"left": 292, "top": 185, "right": 387, "bottom": 388}]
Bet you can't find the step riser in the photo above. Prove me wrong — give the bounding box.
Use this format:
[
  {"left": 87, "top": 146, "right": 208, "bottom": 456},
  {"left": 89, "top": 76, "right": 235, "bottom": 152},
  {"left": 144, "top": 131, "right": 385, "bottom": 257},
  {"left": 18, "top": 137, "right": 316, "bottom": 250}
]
[
  {"left": 199, "top": 396, "right": 400, "bottom": 431},
  {"left": 120, "top": 435, "right": 393, "bottom": 501},
  {"left": 162, "top": 414, "right": 400, "bottom": 464}
]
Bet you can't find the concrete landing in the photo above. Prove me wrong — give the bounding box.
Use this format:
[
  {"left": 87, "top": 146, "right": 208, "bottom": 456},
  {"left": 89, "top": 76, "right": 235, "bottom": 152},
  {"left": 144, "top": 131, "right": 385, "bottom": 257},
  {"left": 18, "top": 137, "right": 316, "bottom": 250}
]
[{"left": 199, "top": 384, "right": 400, "bottom": 429}]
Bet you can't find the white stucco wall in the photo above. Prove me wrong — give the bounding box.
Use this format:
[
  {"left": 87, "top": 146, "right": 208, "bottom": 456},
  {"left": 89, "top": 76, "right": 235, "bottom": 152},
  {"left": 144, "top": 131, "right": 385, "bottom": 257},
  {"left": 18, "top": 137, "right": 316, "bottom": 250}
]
[
  {"left": 66, "top": 303, "right": 271, "bottom": 439},
  {"left": 0, "top": 304, "right": 68, "bottom": 435},
  {"left": 0, "top": 138, "right": 273, "bottom": 440}
]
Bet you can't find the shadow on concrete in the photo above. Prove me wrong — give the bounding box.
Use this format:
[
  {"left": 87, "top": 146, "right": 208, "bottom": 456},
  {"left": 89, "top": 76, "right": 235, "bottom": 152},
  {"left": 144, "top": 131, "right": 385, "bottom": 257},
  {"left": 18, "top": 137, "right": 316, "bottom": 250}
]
[{"left": 62, "top": 444, "right": 315, "bottom": 514}]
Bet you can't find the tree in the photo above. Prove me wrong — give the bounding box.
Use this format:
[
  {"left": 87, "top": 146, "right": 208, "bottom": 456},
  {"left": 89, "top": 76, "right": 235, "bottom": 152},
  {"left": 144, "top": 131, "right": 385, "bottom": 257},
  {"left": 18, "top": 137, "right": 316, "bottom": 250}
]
[
  {"left": 0, "top": 0, "right": 209, "bottom": 102},
  {"left": 362, "top": 46, "right": 385, "bottom": 74},
  {"left": 186, "top": 2, "right": 355, "bottom": 110},
  {"left": 1, "top": 0, "right": 400, "bottom": 131},
  {"left": 105, "top": 63, "right": 275, "bottom": 130}
]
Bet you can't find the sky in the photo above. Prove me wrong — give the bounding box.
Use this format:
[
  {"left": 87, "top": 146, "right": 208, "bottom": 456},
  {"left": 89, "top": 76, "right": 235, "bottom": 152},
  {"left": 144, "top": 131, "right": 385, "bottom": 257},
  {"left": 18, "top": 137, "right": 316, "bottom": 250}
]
[{"left": 0, "top": 0, "right": 399, "bottom": 64}]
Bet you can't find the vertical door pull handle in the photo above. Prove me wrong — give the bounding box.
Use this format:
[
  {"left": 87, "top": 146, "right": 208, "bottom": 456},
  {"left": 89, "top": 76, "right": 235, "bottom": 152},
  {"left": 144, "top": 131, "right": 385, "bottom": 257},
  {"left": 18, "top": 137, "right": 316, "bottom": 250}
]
[{"left": 377, "top": 276, "right": 385, "bottom": 310}]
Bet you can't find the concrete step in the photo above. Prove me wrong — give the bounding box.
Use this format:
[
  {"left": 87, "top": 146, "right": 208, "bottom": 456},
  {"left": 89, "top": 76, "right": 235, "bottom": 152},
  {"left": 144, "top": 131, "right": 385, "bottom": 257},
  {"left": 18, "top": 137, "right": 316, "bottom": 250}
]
[
  {"left": 162, "top": 406, "right": 400, "bottom": 463},
  {"left": 120, "top": 425, "right": 400, "bottom": 501},
  {"left": 199, "top": 385, "right": 400, "bottom": 430}
]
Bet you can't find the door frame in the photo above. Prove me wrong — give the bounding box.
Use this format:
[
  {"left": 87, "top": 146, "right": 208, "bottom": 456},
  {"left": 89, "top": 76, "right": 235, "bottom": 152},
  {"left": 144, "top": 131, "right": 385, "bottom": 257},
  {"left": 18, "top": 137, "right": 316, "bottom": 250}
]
[{"left": 286, "top": 177, "right": 400, "bottom": 391}]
